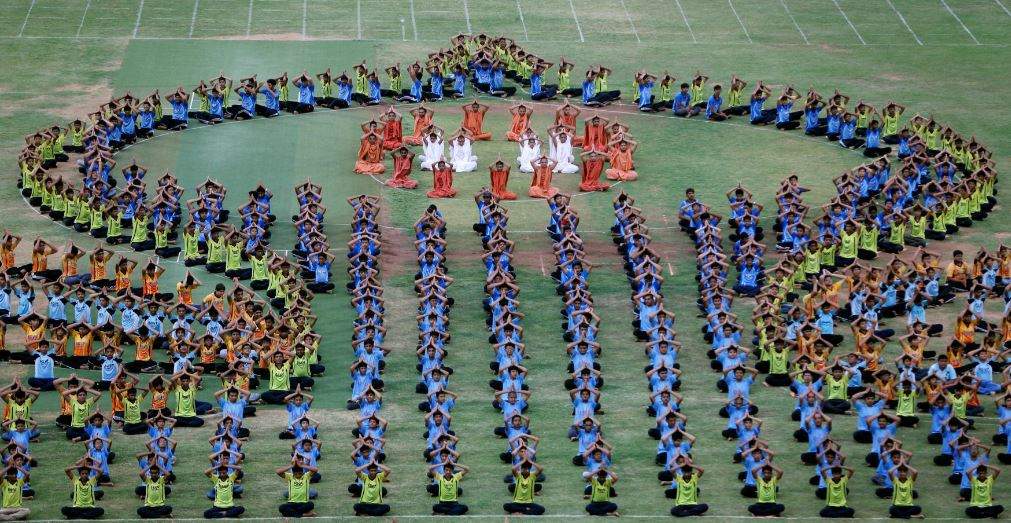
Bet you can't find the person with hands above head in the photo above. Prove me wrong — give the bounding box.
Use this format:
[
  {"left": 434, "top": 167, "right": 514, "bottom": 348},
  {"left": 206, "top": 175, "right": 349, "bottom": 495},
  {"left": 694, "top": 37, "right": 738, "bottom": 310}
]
[
  {"left": 353, "top": 462, "right": 391, "bottom": 517},
  {"left": 276, "top": 461, "right": 318, "bottom": 518},
  {"left": 431, "top": 463, "right": 470, "bottom": 516}
]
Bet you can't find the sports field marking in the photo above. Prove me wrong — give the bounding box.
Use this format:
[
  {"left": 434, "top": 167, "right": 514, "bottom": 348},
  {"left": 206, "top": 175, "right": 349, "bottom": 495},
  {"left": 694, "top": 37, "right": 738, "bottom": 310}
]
[
  {"left": 409, "top": 0, "right": 418, "bottom": 40},
  {"left": 939, "top": 0, "right": 980, "bottom": 44},
  {"left": 462, "top": 0, "right": 472, "bottom": 34},
  {"left": 619, "top": 0, "right": 641, "bottom": 43},
  {"left": 188, "top": 0, "right": 200, "bottom": 38},
  {"left": 132, "top": 0, "right": 145, "bottom": 38},
  {"left": 2, "top": 34, "right": 1003, "bottom": 47},
  {"left": 515, "top": 0, "right": 528, "bottom": 41},
  {"left": 246, "top": 0, "right": 253, "bottom": 36},
  {"left": 17, "top": 0, "right": 37, "bottom": 38},
  {"left": 567, "top": 0, "right": 585, "bottom": 42},
  {"left": 356, "top": 0, "right": 362, "bottom": 39},
  {"left": 885, "top": 0, "right": 922, "bottom": 45},
  {"left": 779, "top": 0, "right": 808, "bottom": 44},
  {"left": 727, "top": 0, "right": 752, "bottom": 43},
  {"left": 831, "top": 0, "right": 866, "bottom": 45},
  {"left": 301, "top": 0, "right": 308, "bottom": 39},
  {"left": 996, "top": 0, "right": 1011, "bottom": 17},
  {"left": 673, "top": 0, "right": 696, "bottom": 43},
  {"left": 76, "top": 0, "right": 92, "bottom": 38}
]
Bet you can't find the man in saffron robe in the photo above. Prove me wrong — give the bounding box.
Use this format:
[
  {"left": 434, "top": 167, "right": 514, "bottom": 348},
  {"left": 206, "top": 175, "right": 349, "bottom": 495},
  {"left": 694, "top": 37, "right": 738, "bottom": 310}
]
[
  {"left": 405, "top": 105, "right": 433, "bottom": 146},
  {"left": 386, "top": 147, "right": 418, "bottom": 189},
  {"left": 462, "top": 100, "right": 492, "bottom": 141},
  {"left": 579, "top": 150, "right": 610, "bottom": 192},
  {"left": 528, "top": 156, "right": 559, "bottom": 199},
  {"left": 380, "top": 107, "right": 403, "bottom": 150},
  {"left": 427, "top": 158, "right": 458, "bottom": 199},
  {"left": 605, "top": 138, "right": 638, "bottom": 181},
  {"left": 360, "top": 118, "right": 383, "bottom": 135},
  {"left": 505, "top": 104, "right": 532, "bottom": 142},
  {"left": 556, "top": 102, "right": 583, "bottom": 147},
  {"left": 489, "top": 157, "right": 516, "bottom": 201},
  {"left": 582, "top": 115, "right": 609, "bottom": 153},
  {"left": 354, "top": 132, "right": 385, "bottom": 175}
]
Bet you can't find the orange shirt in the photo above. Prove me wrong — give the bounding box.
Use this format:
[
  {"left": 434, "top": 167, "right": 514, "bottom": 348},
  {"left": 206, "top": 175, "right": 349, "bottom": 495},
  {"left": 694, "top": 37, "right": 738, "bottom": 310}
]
[
  {"left": 114, "top": 268, "right": 132, "bottom": 292},
  {"left": 142, "top": 273, "right": 159, "bottom": 296},
  {"left": 176, "top": 283, "right": 194, "bottom": 305},
  {"left": 91, "top": 257, "right": 107, "bottom": 280},
  {"left": 110, "top": 382, "right": 130, "bottom": 413},
  {"left": 0, "top": 246, "right": 14, "bottom": 270},
  {"left": 31, "top": 252, "right": 46, "bottom": 273},
  {"left": 62, "top": 256, "right": 78, "bottom": 277},
  {"left": 150, "top": 389, "right": 168, "bottom": 410},
  {"left": 955, "top": 319, "right": 976, "bottom": 344},
  {"left": 51, "top": 333, "right": 68, "bottom": 357},
  {"left": 22, "top": 324, "right": 45, "bottom": 348},
  {"left": 71, "top": 332, "right": 93, "bottom": 356},
  {"left": 134, "top": 338, "right": 153, "bottom": 361}
]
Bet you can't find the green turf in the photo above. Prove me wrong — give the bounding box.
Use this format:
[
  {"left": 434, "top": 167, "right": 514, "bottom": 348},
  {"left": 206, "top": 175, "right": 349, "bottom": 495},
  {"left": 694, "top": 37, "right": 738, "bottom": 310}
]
[{"left": 0, "top": 0, "right": 1010, "bottom": 519}]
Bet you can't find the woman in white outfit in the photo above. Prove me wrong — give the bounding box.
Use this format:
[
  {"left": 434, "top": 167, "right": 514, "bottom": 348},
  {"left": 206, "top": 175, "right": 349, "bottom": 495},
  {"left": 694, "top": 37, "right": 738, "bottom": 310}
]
[
  {"left": 448, "top": 132, "right": 477, "bottom": 172},
  {"left": 419, "top": 127, "right": 445, "bottom": 171},
  {"left": 516, "top": 134, "right": 541, "bottom": 173},
  {"left": 549, "top": 127, "right": 580, "bottom": 174}
]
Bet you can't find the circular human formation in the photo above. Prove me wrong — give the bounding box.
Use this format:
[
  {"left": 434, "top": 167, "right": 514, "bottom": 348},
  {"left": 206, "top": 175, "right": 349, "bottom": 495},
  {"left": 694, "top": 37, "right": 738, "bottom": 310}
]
[{"left": 6, "top": 32, "right": 1007, "bottom": 520}]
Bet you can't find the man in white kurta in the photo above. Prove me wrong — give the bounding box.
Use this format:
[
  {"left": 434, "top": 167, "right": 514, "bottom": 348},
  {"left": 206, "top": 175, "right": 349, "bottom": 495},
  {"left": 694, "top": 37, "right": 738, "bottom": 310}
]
[{"left": 448, "top": 134, "right": 477, "bottom": 172}]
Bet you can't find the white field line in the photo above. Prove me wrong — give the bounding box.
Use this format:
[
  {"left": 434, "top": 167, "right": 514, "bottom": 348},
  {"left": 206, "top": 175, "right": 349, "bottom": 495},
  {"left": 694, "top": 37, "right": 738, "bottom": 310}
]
[
  {"left": 356, "top": 0, "right": 362, "bottom": 39},
  {"left": 674, "top": 0, "right": 696, "bottom": 43},
  {"left": 940, "top": 0, "right": 980, "bottom": 44},
  {"left": 409, "top": 0, "right": 418, "bottom": 40},
  {"left": 462, "top": 0, "right": 472, "bottom": 34},
  {"left": 832, "top": 0, "right": 866, "bottom": 44},
  {"left": 619, "top": 0, "right": 640, "bottom": 43},
  {"left": 17, "top": 0, "right": 37, "bottom": 38},
  {"left": 0, "top": 35, "right": 1006, "bottom": 47},
  {"left": 567, "top": 0, "right": 584, "bottom": 42},
  {"left": 885, "top": 0, "right": 922, "bottom": 45},
  {"left": 301, "top": 0, "right": 307, "bottom": 39},
  {"left": 76, "top": 0, "right": 92, "bottom": 38},
  {"left": 132, "top": 0, "right": 145, "bottom": 38},
  {"left": 779, "top": 0, "right": 808, "bottom": 44},
  {"left": 245, "top": 0, "right": 253, "bottom": 36},
  {"left": 995, "top": 0, "right": 1011, "bottom": 17},
  {"left": 727, "top": 0, "right": 752, "bottom": 43},
  {"left": 515, "top": 0, "right": 528, "bottom": 41},
  {"left": 188, "top": 0, "right": 200, "bottom": 37}
]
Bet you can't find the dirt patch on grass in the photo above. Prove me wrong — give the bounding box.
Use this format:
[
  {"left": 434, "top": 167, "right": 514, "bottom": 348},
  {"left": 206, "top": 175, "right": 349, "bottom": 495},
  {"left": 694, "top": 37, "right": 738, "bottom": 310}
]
[
  {"left": 880, "top": 73, "right": 906, "bottom": 82},
  {"left": 45, "top": 82, "right": 115, "bottom": 120},
  {"left": 210, "top": 33, "right": 305, "bottom": 41}
]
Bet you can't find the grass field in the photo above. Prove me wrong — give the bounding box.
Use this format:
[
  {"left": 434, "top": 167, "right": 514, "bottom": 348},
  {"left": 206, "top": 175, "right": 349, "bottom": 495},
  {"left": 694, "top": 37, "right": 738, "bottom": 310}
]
[{"left": 1, "top": 0, "right": 1011, "bottom": 520}]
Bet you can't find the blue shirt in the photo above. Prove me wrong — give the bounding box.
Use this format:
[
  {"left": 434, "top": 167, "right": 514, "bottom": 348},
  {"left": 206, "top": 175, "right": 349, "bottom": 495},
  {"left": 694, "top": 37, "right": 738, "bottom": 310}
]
[
  {"left": 260, "top": 87, "right": 279, "bottom": 111},
  {"left": 297, "top": 82, "right": 315, "bottom": 104},
  {"left": 775, "top": 102, "right": 793, "bottom": 124},
  {"left": 749, "top": 96, "right": 767, "bottom": 121},
  {"left": 170, "top": 99, "right": 188, "bottom": 121},
  {"left": 34, "top": 353, "right": 54, "bottom": 379},
  {"left": 673, "top": 91, "right": 691, "bottom": 111},
  {"left": 581, "top": 80, "right": 595, "bottom": 104},
  {"left": 705, "top": 95, "right": 722, "bottom": 118},
  {"left": 638, "top": 81, "right": 655, "bottom": 108},
  {"left": 530, "top": 73, "right": 543, "bottom": 96}
]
